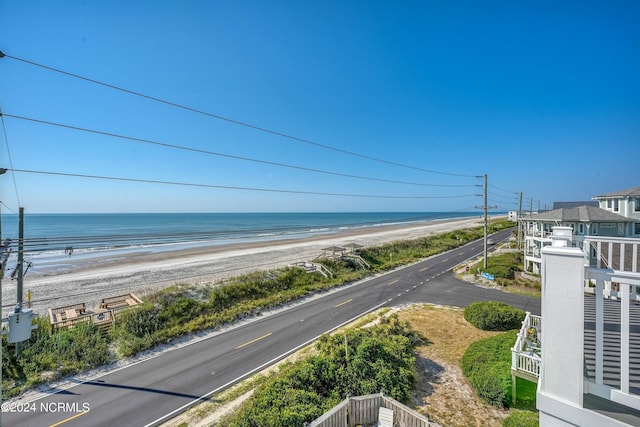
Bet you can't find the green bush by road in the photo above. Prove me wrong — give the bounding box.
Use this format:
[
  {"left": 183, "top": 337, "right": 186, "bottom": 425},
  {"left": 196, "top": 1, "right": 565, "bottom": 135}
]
[{"left": 464, "top": 301, "right": 525, "bottom": 331}]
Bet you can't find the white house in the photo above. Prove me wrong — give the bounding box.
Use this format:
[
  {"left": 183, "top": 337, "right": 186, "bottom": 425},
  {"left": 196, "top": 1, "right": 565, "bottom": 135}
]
[
  {"left": 593, "top": 186, "right": 640, "bottom": 233},
  {"left": 532, "top": 228, "right": 640, "bottom": 426},
  {"left": 522, "top": 206, "right": 633, "bottom": 274}
]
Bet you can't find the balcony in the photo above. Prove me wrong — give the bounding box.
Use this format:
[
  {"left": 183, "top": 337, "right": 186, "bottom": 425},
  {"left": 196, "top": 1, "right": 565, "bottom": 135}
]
[
  {"left": 537, "top": 232, "right": 640, "bottom": 426},
  {"left": 511, "top": 312, "right": 542, "bottom": 387},
  {"left": 581, "top": 237, "right": 640, "bottom": 415}
]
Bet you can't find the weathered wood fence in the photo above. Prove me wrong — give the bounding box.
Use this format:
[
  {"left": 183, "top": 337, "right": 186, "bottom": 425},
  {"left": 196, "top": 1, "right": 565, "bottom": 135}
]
[{"left": 307, "top": 393, "right": 431, "bottom": 427}]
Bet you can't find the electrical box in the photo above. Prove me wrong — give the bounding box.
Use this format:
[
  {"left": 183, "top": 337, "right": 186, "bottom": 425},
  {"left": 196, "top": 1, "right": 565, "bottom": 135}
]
[{"left": 7, "top": 308, "right": 36, "bottom": 343}]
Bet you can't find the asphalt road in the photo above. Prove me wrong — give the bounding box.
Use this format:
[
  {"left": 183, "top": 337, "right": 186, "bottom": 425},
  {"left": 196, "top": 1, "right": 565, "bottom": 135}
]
[{"left": 4, "top": 229, "right": 540, "bottom": 426}]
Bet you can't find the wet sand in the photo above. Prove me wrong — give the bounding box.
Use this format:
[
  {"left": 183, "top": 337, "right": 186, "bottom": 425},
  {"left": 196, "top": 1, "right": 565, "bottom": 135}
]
[{"left": 3, "top": 216, "right": 488, "bottom": 317}]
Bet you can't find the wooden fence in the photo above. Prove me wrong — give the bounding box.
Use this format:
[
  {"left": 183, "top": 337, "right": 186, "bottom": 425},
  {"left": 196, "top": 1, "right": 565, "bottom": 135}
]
[{"left": 308, "top": 393, "right": 431, "bottom": 427}]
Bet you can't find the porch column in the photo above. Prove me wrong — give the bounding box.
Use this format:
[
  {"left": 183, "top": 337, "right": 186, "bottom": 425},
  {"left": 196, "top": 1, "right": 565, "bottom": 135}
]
[{"left": 538, "top": 226, "right": 585, "bottom": 409}]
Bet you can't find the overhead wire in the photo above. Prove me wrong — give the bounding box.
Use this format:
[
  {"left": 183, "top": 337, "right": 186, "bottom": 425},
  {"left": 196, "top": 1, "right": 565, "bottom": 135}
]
[
  {"left": 7, "top": 168, "right": 480, "bottom": 200},
  {"left": 489, "top": 183, "right": 519, "bottom": 195},
  {"left": 1, "top": 113, "right": 476, "bottom": 189},
  {"left": 1, "top": 51, "right": 479, "bottom": 178},
  {"left": 0, "top": 107, "right": 21, "bottom": 207}
]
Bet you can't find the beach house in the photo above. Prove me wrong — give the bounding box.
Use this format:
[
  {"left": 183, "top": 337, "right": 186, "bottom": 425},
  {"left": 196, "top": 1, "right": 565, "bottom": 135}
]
[
  {"left": 524, "top": 227, "right": 640, "bottom": 426},
  {"left": 593, "top": 186, "right": 640, "bottom": 230},
  {"left": 522, "top": 205, "right": 633, "bottom": 274}
]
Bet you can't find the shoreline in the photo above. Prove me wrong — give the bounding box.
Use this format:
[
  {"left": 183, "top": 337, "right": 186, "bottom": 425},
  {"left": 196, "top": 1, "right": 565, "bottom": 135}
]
[{"left": 3, "top": 216, "right": 490, "bottom": 317}]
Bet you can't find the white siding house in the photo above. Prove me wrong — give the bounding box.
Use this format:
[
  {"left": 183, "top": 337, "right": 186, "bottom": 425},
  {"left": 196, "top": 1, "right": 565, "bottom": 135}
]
[
  {"left": 522, "top": 206, "right": 633, "bottom": 274},
  {"left": 535, "top": 228, "right": 640, "bottom": 426},
  {"left": 593, "top": 186, "right": 640, "bottom": 236}
]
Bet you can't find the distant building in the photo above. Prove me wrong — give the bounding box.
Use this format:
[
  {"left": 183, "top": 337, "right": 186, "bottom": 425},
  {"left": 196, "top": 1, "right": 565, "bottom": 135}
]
[
  {"left": 522, "top": 205, "right": 633, "bottom": 274},
  {"left": 508, "top": 210, "right": 518, "bottom": 222},
  {"left": 593, "top": 186, "right": 640, "bottom": 233}
]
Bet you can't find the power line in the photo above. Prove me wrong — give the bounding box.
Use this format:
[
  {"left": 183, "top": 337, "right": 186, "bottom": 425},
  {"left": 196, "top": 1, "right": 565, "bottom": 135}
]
[
  {"left": 489, "top": 183, "right": 518, "bottom": 195},
  {"left": 0, "top": 108, "right": 21, "bottom": 206},
  {"left": 1, "top": 113, "right": 476, "bottom": 188},
  {"left": 1, "top": 51, "right": 479, "bottom": 178},
  {"left": 7, "top": 168, "right": 480, "bottom": 200}
]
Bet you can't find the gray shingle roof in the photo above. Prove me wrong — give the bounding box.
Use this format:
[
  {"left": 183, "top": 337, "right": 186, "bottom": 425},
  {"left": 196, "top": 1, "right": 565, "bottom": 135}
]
[
  {"left": 553, "top": 201, "right": 598, "bottom": 209},
  {"left": 593, "top": 186, "right": 640, "bottom": 199},
  {"left": 526, "top": 205, "right": 633, "bottom": 222}
]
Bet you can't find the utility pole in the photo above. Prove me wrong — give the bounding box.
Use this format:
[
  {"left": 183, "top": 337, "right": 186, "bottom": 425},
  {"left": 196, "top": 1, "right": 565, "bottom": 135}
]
[
  {"left": 474, "top": 174, "right": 496, "bottom": 270},
  {"left": 483, "top": 174, "right": 488, "bottom": 269},
  {"left": 517, "top": 192, "right": 523, "bottom": 250},
  {"left": 0, "top": 200, "right": 3, "bottom": 427},
  {"left": 529, "top": 197, "right": 533, "bottom": 216},
  {"left": 0, "top": 168, "right": 6, "bottom": 427},
  {"left": 16, "top": 207, "right": 24, "bottom": 357}
]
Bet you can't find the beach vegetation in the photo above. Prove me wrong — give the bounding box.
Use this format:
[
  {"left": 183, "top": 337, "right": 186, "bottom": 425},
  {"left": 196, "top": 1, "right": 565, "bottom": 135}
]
[
  {"left": 224, "top": 314, "right": 417, "bottom": 426},
  {"left": 2, "top": 317, "right": 111, "bottom": 397},
  {"left": 1, "top": 219, "right": 513, "bottom": 397},
  {"left": 461, "top": 330, "right": 517, "bottom": 408},
  {"left": 483, "top": 251, "right": 523, "bottom": 279},
  {"left": 461, "top": 302, "right": 537, "bottom": 415},
  {"left": 503, "top": 409, "right": 539, "bottom": 426},
  {"left": 463, "top": 301, "right": 525, "bottom": 331},
  {"left": 360, "top": 219, "right": 512, "bottom": 271}
]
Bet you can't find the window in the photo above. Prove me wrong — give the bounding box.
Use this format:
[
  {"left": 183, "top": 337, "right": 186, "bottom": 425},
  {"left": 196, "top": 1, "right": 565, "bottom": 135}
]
[
  {"left": 635, "top": 223, "right": 640, "bottom": 235},
  {"left": 593, "top": 224, "right": 598, "bottom": 235},
  {"left": 579, "top": 223, "right": 584, "bottom": 234},
  {"left": 607, "top": 199, "right": 612, "bottom": 209},
  {"left": 614, "top": 199, "right": 619, "bottom": 211},
  {"left": 635, "top": 198, "right": 640, "bottom": 212}
]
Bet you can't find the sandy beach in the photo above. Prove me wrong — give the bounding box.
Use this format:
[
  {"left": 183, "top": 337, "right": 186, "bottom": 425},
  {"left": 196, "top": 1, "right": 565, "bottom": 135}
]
[{"left": 2, "top": 216, "right": 488, "bottom": 317}]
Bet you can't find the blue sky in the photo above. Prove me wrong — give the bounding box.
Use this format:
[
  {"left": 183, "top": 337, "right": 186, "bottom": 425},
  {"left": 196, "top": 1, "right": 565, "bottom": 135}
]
[{"left": 0, "top": 1, "right": 638, "bottom": 213}]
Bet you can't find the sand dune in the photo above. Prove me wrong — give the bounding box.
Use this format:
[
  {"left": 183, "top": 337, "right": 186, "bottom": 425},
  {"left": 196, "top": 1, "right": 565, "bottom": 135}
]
[{"left": 2, "top": 216, "right": 488, "bottom": 317}]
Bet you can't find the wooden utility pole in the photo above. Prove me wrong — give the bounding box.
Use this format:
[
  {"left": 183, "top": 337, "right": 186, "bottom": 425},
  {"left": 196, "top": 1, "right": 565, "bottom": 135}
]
[
  {"left": 483, "top": 174, "right": 488, "bottom": 269},
  {"left": 474, "top": 174, "right": 496, "bottom": 270},
  {"left": 16, "top": 207, "right": 24, "bottom": 356},
  {"left": 518, "top": 192, "right": 523, "bottom": 250}
]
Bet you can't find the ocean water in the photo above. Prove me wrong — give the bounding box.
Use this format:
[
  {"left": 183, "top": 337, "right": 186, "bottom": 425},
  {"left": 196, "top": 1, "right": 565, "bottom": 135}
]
[{"left": 0, "top": 212, "right": 478, "bottom": 276}]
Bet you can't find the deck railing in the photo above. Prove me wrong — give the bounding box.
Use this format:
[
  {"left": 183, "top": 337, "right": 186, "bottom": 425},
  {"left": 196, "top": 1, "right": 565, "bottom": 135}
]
[
  {"left": 307, "top": 393, "right": 430, "bottom": 427},
  {"left": 582, "top": 237, "right": 640, "bottom": 411},
  {"left": 511, "top": 312, "right": 541, "bottom": 380},
  {"left": 585, "top": 236, "right": 640, "bottom": 272}
]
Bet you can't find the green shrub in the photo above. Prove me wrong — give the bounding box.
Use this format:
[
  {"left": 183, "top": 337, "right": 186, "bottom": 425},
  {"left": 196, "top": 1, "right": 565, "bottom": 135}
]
[
  {"left": 503, "top": 409, "right": 539, "bottom": 427},
  {"left": 462, "top": 331, "right": 517, "bottom": 408},
  {"left": 228, "top": 318, "right": 417, "bottom": 426},
  {"left": 464, "top": 301, "right": 525, "bottom": 331}
]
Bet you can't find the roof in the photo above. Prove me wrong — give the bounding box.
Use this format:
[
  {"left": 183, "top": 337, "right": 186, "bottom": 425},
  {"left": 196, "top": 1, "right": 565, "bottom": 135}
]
[
  {"left": 526, "top": 205, "right": 633, "bottom": 223},
  {"left": 553, "top": 201, "right": 598, "bottom": 209},
  {"left": 593, "top": 186, "right": 640, "bottom": 199}
]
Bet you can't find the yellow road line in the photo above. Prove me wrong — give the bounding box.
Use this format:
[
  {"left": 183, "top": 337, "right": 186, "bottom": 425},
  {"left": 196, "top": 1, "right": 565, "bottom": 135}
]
[
  {"left": 49, "top": 411, "right": 89, "bottom": 427},
  {"left": 388, "top": 279, "right": 399, "bottom": 285},
  {"left": 334, "top": 298, "right": 353, "bottom": 308},
  {"left": 236, "top": 332, "right": 272, "bottom": 349},
  {"left": 441, "top": 258, "right": 449, "bottom": 263},
  {"left": 419, "top": 267, "right": 428, "bottom": 272}
]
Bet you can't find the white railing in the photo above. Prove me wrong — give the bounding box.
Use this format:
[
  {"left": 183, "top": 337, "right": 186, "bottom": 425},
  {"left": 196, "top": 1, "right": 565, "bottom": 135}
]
[
  {"left": 584, "top": 236, "right": 640, "bottom": 272},
  {"left": 582, "top": 236, "right": 640, "bottom": 411},
  {"left": 511, "top": 312, "right": 541, "bottom": 379}
]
